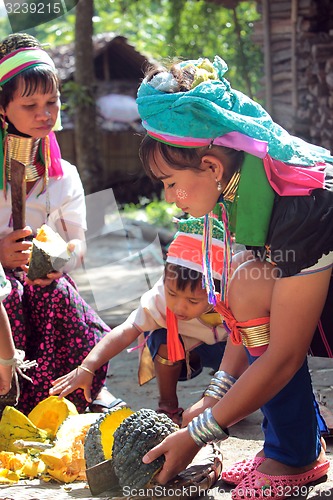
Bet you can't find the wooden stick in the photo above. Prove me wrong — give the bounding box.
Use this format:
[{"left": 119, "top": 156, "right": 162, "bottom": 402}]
[{"left": 10, "top": 159, "right": 26, "bottom": 231}]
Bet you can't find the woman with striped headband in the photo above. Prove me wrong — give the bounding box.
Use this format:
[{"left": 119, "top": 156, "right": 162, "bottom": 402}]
[
  {"left": 136, "top": 56, "right": 333, "bottom": 498},
  {"left": 0, "top": 33, "right": 121, "bottom": 414}
]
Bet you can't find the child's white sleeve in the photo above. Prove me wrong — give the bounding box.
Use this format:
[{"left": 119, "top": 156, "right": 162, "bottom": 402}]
[
  {"left": 0, "top": 264, "right": 11, "bottom": 302},
  {"left": 128, "top": 277, "right": 167, "bottom": 332}
]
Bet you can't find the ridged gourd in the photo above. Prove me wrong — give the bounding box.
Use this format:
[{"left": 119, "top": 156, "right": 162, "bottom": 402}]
[
  {"left": 84, "top": 406, "right": 133, "bottom": 469},
  {"left": 112, "top": 408, "right": 178, "bottom": 489}
]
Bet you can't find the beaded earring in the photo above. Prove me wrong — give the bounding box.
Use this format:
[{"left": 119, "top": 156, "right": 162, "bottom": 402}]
[{"left": 216, "top": 180, "right": 222, "bottom": 191}]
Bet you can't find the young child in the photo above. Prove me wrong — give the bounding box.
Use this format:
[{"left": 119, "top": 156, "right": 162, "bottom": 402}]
[
  {"left": 50, "top": 217, "right": 247, "bottom": 421},
  {"left": 135, "top": 55, "right": 333, "bottom": 498}
]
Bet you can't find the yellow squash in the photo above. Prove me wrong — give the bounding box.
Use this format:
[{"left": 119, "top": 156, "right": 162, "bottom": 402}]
[
  {"left": 41, "top": 412, "right": 102, "bottom": 483},
  {"left": 28, "top": 396, "right": 78, "bottom": 439},
  {"left": 0, "top": 407, "right": 49, "bottom": 452}
]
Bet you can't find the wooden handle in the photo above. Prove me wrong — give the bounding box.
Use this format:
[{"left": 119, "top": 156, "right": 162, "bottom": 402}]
[{"left": 10, "top": 159, "right": 26, "bottom": 231}]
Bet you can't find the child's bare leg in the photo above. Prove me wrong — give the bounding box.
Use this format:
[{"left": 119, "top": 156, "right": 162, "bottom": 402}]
[{"left": 154, "top": 344, "right": 183, "bottom": 423}]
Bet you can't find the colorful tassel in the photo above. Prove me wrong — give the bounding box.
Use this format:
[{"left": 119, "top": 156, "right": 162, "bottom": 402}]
[
  {"left": 166, "top": 307, "right": 185, "bottom": 362},
  {"left": 219, "top": 200, "right": 232, "bottom": 306},
  {"left": 202, "top": 214, "right": 217, "bottom": 306}
]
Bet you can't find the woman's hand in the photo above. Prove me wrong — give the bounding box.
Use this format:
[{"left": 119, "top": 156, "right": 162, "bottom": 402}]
[
  {"left": 24, "top": 237, "right": 79, "bottom": 286},
  {"left": 25, "top": 270, "right": 62, "bottom": 287},
  {"left": 182, "top": 396, "right": 217, "bottom": 427},
  {"left": 0, "top": 227, "right": 33, "bottom": 270},
  {"left": 49, "top": 367, "right": 93, "bottom": 403},
  {"left": 142, "top": 428, "right": 199, "bottom": 484}
]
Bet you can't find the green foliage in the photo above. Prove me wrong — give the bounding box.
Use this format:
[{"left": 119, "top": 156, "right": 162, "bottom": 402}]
[
  {"left": 32, "top": 13, "right": 77, "bottom": 46},
  {"left": 20, "top": 0, "right": 262, "bottom": 97},
  {"left": 92, "top": 0, "right": 261, "bottom": 94},
  {"left": 93, "top": 0, "right": 172, "bottom": 58},
  {"left": 122, "top": 197, "right": 182, "bottom": 230},
  {"left": 0, "top": 9, "right": 11, "bottom": 35},
  {"left": 145, "top": 199, "right": 181, "bottom": 228},
  {"left": 61, "top": 81, "right": 95, "bottom": 115}
]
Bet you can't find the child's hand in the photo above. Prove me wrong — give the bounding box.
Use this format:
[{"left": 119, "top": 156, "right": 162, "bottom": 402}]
[
  {"left": 62, "top": 239, "right": 84, "bottom": 272},
  {"left": 0, "top": 364, "right": 13, "bottom": 395},
  {"left": 49, "top": 367, "right": 93, "bottom": 403}
]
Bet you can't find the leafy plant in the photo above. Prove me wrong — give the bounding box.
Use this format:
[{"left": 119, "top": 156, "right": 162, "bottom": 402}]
[
  {"left": 61, "top": 81, "right": 95, "bottom": 116},
  {"left": 145, "top": 199, "right": 182, "bottom": 229},
  {"left": 122, "top": 197, "right": 183, "bottom": 230},
  {"left": 25, "top": 0, "right": 262, "bottom": 97}
]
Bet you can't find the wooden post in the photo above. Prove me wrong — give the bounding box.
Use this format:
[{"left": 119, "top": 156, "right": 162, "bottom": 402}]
[{"left": 10, "top": 159, "right": 26, "bottom": 231}]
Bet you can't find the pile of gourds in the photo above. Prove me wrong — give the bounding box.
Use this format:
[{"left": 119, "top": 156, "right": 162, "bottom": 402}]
[
  {"left": 0, "top": 396, "right": 132, "bottom": 484},
  {"left": 0, "top": 397, "right": 177, "bottom": 488}
]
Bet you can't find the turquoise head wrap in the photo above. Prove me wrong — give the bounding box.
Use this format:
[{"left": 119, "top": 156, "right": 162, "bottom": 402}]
[{"left": 137, "top": 55, "right": 333, "bottom": 167}]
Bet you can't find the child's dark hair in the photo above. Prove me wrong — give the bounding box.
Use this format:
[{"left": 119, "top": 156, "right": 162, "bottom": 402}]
[
  {"left": 164, "top": 262, "right": 220, "bottom": 293},
  {"left": 0, "top": 33, "right": 59, "bottom": 110}
]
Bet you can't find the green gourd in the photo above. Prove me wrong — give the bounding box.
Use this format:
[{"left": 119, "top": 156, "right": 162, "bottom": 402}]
[
  {"left": 112, "top": 408, "right": 178, "bottom": 489},
  {"left": 84, "top": 406, "right": 133, "bottom": 469},
  {"left": 27, "top": 224, "right": 70, "bottom": 281}
]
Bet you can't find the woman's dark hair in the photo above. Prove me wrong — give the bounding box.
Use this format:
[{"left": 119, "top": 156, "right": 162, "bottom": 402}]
[
  {"left": 144, "top": 61, "right": 196, "bottom": 93},
  {"left": 139, "top": 134, "right": 244, "bottom": 185},
  {"left": 0, "top": 33, "right": 59, "bottom": 110},
  {"left": 164, "top": 262, "right": 220, "bottom": 293},
  {"left": 139, "top": 135, "right": 206, "bottom": 179}
]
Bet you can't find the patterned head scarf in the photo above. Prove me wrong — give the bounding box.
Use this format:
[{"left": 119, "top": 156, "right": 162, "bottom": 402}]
[
  {"left": 0, "top": 47, "right": 56, "bottom": 87},
  {"left": 137, "top": 55, "right": 333, "bottom": 195}
]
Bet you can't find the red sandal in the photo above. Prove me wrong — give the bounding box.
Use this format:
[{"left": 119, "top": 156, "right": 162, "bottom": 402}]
[
  {"left": 231, "top": 459, "right": 330, "bottom": 499},
  {"left": 222, "top": 456, "right": 266, "bottom": 485}
]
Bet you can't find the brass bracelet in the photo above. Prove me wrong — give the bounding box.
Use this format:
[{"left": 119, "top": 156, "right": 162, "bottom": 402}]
[{"left": 78, "top": 364, "right": 95, "bottom": 376}]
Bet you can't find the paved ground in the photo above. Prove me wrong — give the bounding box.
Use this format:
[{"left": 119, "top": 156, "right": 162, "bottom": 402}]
[{"left": 1, "top": 201, "right": 333, "bottom": 499}]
